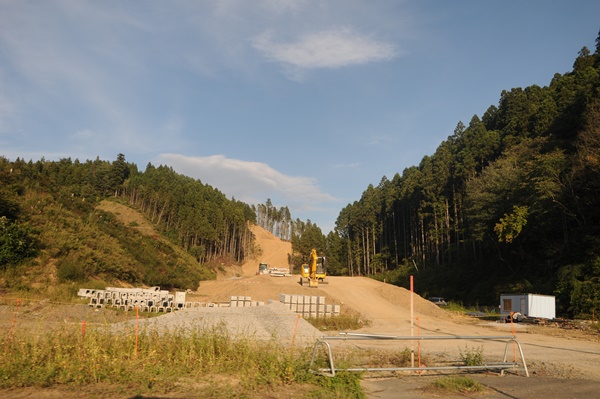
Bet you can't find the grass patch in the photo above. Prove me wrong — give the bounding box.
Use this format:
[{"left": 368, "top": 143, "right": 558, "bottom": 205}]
[
  {"left": 0, "top": 323, "right": 365, "bottom": 398},
  {"left": 305, "top": 310, "right": 370, "bottom": 331},
  {"left": 427, "top": 375, "right": 485, "bottom": 395},
  {"left": 444, "top": 301, "right": 500, "bottom": 317},
  {"left": 444, "top": 301, "right": 469, "bottom": 312},
  {"left": 311, "top": 371, "right": 366, "bottom": 399}
]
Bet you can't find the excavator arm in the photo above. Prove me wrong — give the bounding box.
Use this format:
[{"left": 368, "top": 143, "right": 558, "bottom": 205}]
[{"left": 308, "top": 248, "right": 318, "bottom": 281}]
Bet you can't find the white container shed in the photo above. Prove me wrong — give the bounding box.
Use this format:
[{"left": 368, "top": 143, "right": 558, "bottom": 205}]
[{"left": 500, "top": 293, "right": 555, "bottom": 319}]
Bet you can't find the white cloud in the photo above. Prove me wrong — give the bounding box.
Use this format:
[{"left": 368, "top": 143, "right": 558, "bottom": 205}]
[
  {"left": 252, "top": 27, "right": 397, "bottom": 75},
  {"left": 155, "top": 153, "right": 337, "bottom": 210}
]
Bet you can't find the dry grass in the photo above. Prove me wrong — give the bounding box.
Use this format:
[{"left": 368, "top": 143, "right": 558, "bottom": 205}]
[{"left": 0, "top": 321, "right": 365, "bottom": 398}]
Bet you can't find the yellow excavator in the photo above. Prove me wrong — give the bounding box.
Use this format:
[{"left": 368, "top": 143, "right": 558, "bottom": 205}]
[{"left": 299, "top": 248, "right": 326, "bottom": 287}]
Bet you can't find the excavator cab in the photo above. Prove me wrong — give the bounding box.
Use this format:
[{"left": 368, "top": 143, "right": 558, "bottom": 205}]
[{"left": 315, "top": 256, "right": 326, "bottom": 280}]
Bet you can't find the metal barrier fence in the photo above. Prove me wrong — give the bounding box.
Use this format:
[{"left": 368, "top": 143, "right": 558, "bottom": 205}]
[{"left": 309, "top": 332, "right": 529, "bottom": 377}]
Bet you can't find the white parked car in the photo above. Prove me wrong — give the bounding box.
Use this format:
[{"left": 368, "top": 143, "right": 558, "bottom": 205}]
[{"left": 429, "top": 297, "right": 448, "bottom": 306}]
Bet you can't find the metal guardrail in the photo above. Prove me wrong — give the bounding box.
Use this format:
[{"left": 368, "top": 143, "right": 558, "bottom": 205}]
[{"left": 309, "top": 332, "right": 529, "bottom": 377}]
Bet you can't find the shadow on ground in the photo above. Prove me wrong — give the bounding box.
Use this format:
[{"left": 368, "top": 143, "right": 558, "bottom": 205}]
[{"left": 362, "top": 374, "right": 600, "bottom": 399}]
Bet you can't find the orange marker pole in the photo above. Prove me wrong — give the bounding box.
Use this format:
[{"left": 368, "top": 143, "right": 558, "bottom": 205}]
[
  {"left": 410, "top": 275, "right": 414, "bottom": 368},
  {"left": 6, "top": 299, "right": 22, "bottom": 347},
  {"left": 290, "top": 314, "right": 301, "bottom": 353},
  {"left": 135, "top": 306, "right": 139, "bottom": 358},
  {"left": 80, "top": 320, "right": 87, "bottom": 359},
  {"left": 416, "top": 316, "right": 422, "bottom": 372}
]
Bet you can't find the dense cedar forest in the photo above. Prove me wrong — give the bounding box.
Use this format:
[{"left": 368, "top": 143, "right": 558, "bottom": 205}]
[
  {"left": 320, "top": 33, "right": 600, "bottom": 318},
  {"left": 2, "top": 33, "right": 599, "bottom": 318}
]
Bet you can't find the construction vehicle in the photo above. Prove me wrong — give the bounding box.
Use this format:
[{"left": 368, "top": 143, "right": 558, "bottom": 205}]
[
  {"left": 258, "top": 262, "right": 291, "bottom": 276},
  {"left": 299, "top": 248, "right": 326, "bottom": 287},
  {"left": 258, "top": 263, "right": 269, "bottom": 275}
]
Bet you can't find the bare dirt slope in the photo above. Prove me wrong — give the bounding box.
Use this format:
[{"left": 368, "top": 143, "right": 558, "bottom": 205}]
[
  {"left": 242, "top": 225, "right": 292, "bottom": 276},
  {"left": 196, "top": 225, "right": 600, "bottom": 383}
]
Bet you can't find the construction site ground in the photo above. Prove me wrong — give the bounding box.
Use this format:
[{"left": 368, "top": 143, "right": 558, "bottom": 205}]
[
  {"left": 192, "top": 226, "right": 600, "bottom": 398},
  {"left": 2, "top": 224, "right": 600, "bottom": 398}
]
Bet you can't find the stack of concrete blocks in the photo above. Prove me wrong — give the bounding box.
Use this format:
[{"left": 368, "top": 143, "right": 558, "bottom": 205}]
[
  {"left": 183, "top": 301, "right": 227, "bottom": 309},
  {"left": 268, "top": 267, "right": 292, "bottom": 277},
  {"left": 78, "top": 286, "right": 186, "bottom": 312},
  {"left": 278, "top": 294, "right": 341, "bottom": 318},
  {"left": 229, "top": 295, "right": 265, "bottom": 307}
]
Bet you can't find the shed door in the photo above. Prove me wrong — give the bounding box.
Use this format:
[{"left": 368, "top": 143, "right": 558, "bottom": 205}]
[{"left": 520, "top": 298, "right": 526, "bottom": 313}]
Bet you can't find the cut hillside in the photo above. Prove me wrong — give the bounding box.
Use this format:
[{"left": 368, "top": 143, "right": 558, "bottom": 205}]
[
  {"left": 242, "top": 225, "right": 292, "bottom": 276},
  {"left": 92, "top": 203, "right": 290, "bottom": 286}
]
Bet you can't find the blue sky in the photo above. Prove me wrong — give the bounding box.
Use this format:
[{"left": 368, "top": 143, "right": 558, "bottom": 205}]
[{"left": 1, "top": 1, "right": 599, "bottom": 233}]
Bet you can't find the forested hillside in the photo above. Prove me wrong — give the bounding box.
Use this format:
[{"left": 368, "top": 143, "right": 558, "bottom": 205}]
[
  {"left": 326, "top": 33, "right": 600, "bottom": 317},
  {"left": 0, "top": 155, "right": 256, "bottom": 295}
]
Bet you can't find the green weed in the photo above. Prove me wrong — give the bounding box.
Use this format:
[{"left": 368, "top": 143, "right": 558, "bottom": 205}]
[
  {"left": 428, "top": 375, "right": 485, "bottom": 394},
  {"left": 459, "top": 345, "right": 484, "bottom": 366},
  {"left": 310, "top": 371, "right": 365, "bottom": 399}
]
